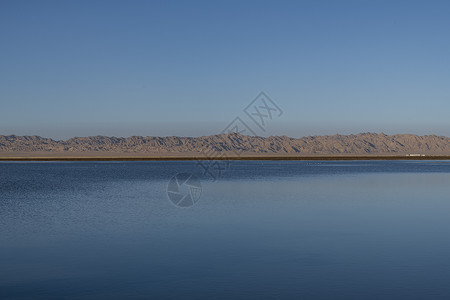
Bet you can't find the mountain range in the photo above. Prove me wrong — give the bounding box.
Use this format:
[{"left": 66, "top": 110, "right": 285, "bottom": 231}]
[{"left": 1, "top": 132, "right": 450, "bottom": 156}]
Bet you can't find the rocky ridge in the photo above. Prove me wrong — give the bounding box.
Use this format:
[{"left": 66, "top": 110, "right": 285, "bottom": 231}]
[{"left": 1, "top": 133, "right": 450, "bottom": 155}]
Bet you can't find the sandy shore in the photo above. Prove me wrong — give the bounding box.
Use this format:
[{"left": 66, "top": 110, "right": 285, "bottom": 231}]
[{"left": 1, "top": 152, "right": 450, "bottom": 161}]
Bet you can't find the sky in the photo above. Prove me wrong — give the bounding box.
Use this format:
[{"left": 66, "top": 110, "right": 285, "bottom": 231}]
[{"left": 1, "top": 0, "right": 450, "bottom": 139}]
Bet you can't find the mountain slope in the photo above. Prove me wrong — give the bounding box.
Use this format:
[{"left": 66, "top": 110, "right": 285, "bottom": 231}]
[{"left": 1, "top": 133, "right": 450, "bottom": 155}]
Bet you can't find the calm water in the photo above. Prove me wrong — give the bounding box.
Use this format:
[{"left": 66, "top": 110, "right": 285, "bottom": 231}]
[{"left": 1, "top": 161, "right": 450, "bottom": 299}]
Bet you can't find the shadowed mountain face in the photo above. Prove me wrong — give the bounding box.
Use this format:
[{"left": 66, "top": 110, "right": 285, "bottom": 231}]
[{"left": 1, "top": 133, "right": 450, "bottom": 155}]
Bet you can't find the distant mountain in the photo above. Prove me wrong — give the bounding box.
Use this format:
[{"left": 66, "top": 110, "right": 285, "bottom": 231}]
[{"left": 1, "top": 133, "right": 450, "bottom": 155}]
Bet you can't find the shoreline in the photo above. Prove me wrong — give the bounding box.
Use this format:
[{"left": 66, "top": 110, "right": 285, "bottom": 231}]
[{"left": 1, "top": 155, "right": 450, "bottom": 161}]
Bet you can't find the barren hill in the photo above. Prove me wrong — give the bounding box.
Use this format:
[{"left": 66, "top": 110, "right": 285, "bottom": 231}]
[{"left": 1, "top": 133, "right": 450, "bottom": 156}]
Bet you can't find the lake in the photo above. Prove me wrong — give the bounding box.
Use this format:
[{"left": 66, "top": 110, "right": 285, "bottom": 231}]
[{"left": 1, "top": 161, "right": 450, "bottom": 299}]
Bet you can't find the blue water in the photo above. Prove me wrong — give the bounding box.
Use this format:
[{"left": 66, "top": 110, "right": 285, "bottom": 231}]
[{"left": 1, "top": 161, "right": 450, "bottom": 299}]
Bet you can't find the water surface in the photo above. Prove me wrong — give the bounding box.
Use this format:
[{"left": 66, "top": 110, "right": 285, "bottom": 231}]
[{"left": 1, "top": 161, "right": 450, "bottom": 299}]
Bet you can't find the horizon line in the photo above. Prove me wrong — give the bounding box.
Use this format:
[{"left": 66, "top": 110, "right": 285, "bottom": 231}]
[{"left": 2, "top": 131, "right": 450, "bottom": 142}]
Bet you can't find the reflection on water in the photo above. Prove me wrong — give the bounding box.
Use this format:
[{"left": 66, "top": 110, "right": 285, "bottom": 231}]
[{"left": 1, "top": 161, "right": 450, "bottom": 299}]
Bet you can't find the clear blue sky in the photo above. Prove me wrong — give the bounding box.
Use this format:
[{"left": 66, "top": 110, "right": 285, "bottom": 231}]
[{"left": 1, "top": 0, "right": 450, "bottom": 139}]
